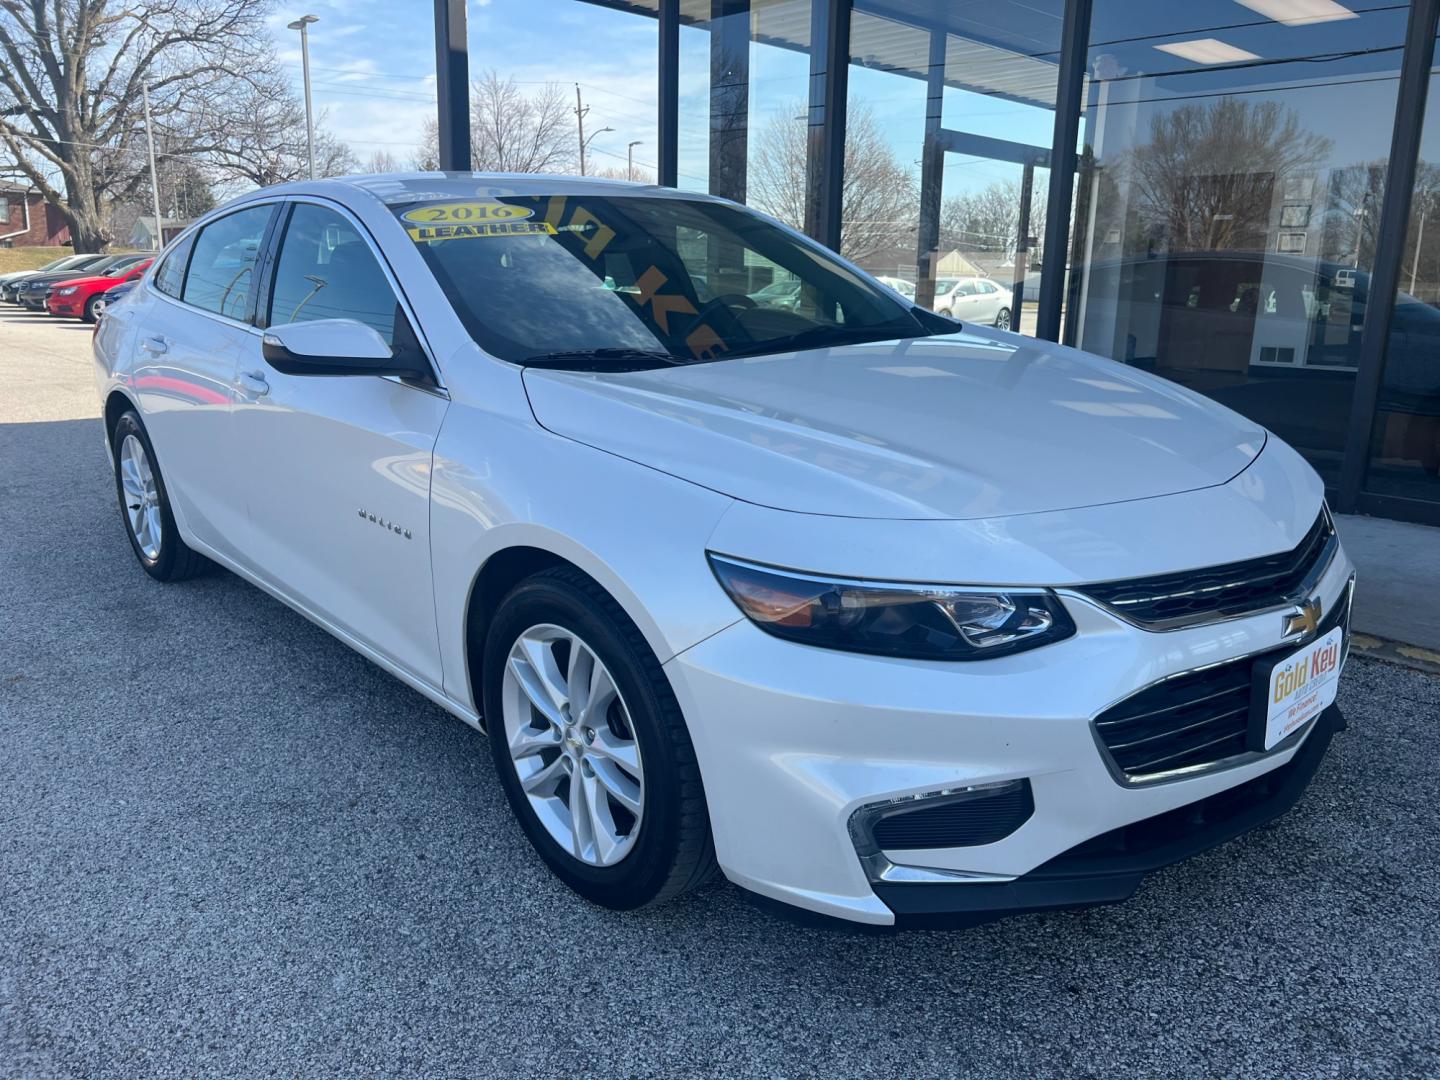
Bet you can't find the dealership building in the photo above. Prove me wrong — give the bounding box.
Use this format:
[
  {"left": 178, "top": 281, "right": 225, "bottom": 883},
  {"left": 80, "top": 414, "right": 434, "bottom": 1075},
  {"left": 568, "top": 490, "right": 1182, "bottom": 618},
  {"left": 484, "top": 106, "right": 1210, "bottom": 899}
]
[{"left": 433, "top": 0, "right": 1440, "bottom": 524}]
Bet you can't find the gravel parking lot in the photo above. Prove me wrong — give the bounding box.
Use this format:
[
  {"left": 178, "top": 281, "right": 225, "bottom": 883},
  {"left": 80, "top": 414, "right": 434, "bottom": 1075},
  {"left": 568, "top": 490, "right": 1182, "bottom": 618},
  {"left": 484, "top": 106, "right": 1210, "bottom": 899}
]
[{"left": 3, "top": 305, "right": 1439, "bottom": 1078}]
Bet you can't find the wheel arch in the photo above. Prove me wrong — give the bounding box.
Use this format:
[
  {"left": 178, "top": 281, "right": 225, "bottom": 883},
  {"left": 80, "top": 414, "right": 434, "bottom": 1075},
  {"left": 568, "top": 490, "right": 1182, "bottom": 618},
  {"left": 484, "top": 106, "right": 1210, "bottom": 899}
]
[
  {"left": 462, "top": 541, "right": 655, "bottom": 732},
  {"left": 103, "top": 387, "right": 140, "bottom": 444}
]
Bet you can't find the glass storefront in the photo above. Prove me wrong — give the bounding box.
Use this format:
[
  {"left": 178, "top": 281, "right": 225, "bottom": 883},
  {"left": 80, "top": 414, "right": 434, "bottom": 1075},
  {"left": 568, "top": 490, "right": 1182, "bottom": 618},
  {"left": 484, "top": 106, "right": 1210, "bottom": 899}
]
[
  {"left": 845, "top": 1, "right": 1063, "bottom": 331},
  {"left": 1067, "top": 1, "right": 1409, "bottom": 489},
  {"left": 480, "top": 0, "right": 1440, "bottom": 523},
  {"left": 1367, "top": 26, "right": 1440, "bottom": 504}
]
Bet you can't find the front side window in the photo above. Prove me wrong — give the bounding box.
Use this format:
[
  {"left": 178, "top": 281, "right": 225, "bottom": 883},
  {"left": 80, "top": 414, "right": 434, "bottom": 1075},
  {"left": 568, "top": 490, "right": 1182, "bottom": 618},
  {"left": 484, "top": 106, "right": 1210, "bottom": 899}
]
[
  {"left": 153, "top": 234, "right": 195, "bottom": 298},
  {"left": 183, "top": 204, "right": 274, "bottom": 320},
  {"left": 267, "top": 203, "right": 398, "bottom": 344},
  {"left": 392, "top": 193, "right": 945, "bottom": 369}
]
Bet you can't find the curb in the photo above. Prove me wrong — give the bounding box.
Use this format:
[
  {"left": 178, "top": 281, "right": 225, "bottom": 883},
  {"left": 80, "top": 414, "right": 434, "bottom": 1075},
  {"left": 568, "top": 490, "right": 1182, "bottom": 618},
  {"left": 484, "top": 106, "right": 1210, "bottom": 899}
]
[{"left": 1349, "top": 632, "right": 1440, "bottom": 676}]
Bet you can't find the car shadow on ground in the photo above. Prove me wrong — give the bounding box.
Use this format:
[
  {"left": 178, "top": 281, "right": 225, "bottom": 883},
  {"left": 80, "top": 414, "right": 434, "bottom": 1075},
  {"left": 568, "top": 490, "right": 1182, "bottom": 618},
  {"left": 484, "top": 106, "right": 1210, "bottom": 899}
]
[{"left": 3, "top": 415, "right": 1436, "bottom": 1078}]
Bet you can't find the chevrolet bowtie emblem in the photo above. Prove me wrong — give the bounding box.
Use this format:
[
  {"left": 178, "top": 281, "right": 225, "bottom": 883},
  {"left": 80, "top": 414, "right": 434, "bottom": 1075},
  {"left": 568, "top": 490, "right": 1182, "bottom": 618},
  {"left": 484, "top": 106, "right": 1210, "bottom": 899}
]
[{"left": 1283, "top": 595, "right": 1323, "bottom": 638}]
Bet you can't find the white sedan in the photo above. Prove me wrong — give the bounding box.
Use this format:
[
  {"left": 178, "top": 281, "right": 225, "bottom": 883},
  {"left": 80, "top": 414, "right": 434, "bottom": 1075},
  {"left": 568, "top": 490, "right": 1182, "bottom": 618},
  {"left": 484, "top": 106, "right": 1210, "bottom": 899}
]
[
  {"left": 934, "top": 274, "right": 1013, "bottom": 329},
  {"left": 94, "top": 175, "right": 1354, "bottom": 928}
]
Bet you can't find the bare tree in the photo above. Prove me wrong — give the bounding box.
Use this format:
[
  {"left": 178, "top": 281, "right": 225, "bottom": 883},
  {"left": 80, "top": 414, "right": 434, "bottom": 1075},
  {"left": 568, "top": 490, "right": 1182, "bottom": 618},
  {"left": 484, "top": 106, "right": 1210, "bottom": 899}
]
[
  {"left": 196, "top": 73, "right": 357, "bottom": 190},
  {"left": 0, "top": 0, "right": 272, "bottom": 250},
  {"left": 748, "top": 101, "right": 916, "bottom": 264},
  {"left": 363, "top": 148, "right": 403, "bottom": 174},
  {"left": 941, "top": 177, "right": 1047, "bottom": 264},
  {"left": 593, "top": 164, "right": 655, "bottom": 184},
  {"left": 1127, "top": 99, "right": 1331, "bottom": 253},
  {"left": 415, "top": 69, "right": 575, "bottom": 174}
]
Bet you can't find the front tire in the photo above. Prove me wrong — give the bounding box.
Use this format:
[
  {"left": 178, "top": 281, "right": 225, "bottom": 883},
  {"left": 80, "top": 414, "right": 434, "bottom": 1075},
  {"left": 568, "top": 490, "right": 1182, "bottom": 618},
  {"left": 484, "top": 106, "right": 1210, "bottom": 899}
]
[
  {"left": 82, "top": 295, "right": 101, "bottom": 323},
  {"left": 483, "top": 566, "right": 717, "bottom": 910},
  {"left": 111, "top": 411, "right": 209, "bottom": 581},
  {"left": 995, "top": 307, "right": 1012, "bottom": 330}
]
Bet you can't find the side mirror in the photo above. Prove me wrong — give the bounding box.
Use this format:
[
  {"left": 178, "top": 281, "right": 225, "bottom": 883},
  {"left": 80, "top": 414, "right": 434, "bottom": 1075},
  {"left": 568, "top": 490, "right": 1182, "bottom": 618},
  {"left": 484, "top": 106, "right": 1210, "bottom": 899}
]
[{"left": 261, "top": 318, "right": 430, "bottom": 380}]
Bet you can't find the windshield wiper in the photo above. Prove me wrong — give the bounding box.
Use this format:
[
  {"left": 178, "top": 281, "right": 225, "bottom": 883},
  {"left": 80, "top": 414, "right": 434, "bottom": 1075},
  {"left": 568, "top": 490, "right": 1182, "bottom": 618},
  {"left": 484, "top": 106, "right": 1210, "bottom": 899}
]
[{"left": 521, "top": 347, "right": 687, "bottom": 370}]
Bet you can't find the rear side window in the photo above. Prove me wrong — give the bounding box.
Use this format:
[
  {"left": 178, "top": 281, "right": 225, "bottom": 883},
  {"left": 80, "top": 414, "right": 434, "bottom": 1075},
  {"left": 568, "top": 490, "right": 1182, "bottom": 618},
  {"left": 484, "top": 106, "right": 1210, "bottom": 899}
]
[
  {"left": 266, "top": 203, "right": 398, "bottom": 344},
  {"left": 182, "top": 204, "right": 274, "bottom": 320},
  {"left": 152, "top": 235, "right": 194, "bottom": 298}
]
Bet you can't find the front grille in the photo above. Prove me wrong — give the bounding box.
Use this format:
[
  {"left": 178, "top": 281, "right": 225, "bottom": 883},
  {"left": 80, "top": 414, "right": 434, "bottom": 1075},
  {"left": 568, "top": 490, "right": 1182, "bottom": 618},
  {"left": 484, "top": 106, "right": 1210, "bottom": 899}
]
[
  {"left": 1094, "top": 589, "right": 1348, "bottom": 781},
  {"left": 1077, "top": 509, "right": 1336, "bottom": 629}
]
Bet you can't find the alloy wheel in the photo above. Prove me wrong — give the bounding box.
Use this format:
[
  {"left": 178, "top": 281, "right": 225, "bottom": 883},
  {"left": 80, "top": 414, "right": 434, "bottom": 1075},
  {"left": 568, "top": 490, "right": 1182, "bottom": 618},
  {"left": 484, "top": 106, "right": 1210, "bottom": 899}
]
[
  {"left": 500, "top": 624, "right": 645, "bottom": 866},
  {"left": 996, "top": 308, "right": 1012, "bottom": 331},
  {"left": 119, "top": 434, "right": 163, "bottom": 560}
]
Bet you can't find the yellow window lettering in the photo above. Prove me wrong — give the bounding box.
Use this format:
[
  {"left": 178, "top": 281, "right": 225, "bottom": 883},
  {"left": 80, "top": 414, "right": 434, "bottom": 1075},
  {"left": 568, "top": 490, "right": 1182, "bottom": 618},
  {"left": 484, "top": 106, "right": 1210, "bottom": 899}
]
[
  {"left": 686, "top": 324, "right": 728, "bottom": 361},
  {"left": 567, "top": 207, "right": 616, "bottom": 260},
  {"left": 634, "top": 267, "right": 697, "bottom": 334}
]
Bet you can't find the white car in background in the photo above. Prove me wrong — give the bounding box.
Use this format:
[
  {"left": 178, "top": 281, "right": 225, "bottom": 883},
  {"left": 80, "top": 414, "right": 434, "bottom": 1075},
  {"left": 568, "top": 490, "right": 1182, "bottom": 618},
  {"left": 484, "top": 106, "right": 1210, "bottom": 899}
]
[
  {"left": 93, "top": 175, "right": 1353, "bottom": 928},
  {"left": 874, "top": 275, "right": 915, "bottom": 300},
  {"left": 934, "top": 274, "right": 1013, "bottom": 329}
]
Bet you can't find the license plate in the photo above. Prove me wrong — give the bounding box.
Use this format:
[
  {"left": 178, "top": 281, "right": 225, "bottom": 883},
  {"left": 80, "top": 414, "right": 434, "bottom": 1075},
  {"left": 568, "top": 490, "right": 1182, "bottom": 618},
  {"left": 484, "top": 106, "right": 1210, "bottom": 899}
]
[{"left": 1253, "top": 627, "right": 1344, "bottom": 750}]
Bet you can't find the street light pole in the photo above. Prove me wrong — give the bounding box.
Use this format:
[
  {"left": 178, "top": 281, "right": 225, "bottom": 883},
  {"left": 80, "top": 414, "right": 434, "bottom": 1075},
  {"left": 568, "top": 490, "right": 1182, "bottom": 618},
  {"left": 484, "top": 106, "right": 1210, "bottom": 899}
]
[
  {"left": 288, "top": 14, "right": 320, "bottom": 178},
  {"left": 627, "top": 140, "right": 642, "bottom": 181},
  {"left": 141, "top": 83, "right": 164, "bottom": 252}
]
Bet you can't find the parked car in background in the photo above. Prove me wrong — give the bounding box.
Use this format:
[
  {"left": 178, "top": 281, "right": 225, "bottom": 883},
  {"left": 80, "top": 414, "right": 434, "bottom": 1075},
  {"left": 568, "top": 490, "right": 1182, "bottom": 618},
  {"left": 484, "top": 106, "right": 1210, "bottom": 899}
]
[
  {"left": 13, "top": 254, "right": 148, "bottom": 310},
  {"left": 95, "top": 175, "right": 1353, "bottom": 929},
  {"left": 0, "top": 253, "right": 96, "bottom": 294},
  {"left": 0, "top": 254, "right": 109, "bottom": 302},
  {"left": 91, "top": 279, "right": 138, "bottom": 321},
  {"left": 874, "top": 275, "right": 916, "bottom": 300},
  {"left": 47, "top": 259, "right": 152, "bottom": 322},
  {"left": 749, "top": 277, "right": 802, "bottom": 311},
  {"left": 933, "top": 275, "right": 1013, "bottom": 329}
]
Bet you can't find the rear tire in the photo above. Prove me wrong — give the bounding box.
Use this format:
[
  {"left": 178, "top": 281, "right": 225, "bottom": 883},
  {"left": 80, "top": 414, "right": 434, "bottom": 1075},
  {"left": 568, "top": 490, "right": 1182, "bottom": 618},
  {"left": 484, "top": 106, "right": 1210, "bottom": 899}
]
[
  {"left": 111, "top": 411, "right": 209, "bottom": 582},
  {"left": 483, "top": 566, "right": 718, "bottom": 910},
  {"left": 995, "top": 307, "right": 1012, "bottom": 330}
]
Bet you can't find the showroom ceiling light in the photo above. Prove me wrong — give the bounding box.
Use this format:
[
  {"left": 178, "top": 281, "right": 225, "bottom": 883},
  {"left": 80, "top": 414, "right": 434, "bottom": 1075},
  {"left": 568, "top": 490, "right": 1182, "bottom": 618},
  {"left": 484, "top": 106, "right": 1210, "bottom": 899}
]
[
  {"left": 1234, "top": 0, "right": 1358, "bottom": 26},
  {"left": 1155, "top": 38, "right": 1262, "bottom": 65}
]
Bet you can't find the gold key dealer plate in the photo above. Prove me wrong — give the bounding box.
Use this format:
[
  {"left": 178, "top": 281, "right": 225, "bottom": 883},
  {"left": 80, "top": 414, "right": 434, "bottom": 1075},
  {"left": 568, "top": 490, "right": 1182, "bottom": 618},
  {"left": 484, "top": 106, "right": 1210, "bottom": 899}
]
[{"left": 1251, "top": 626, "right": 1344, "bottom": 751}]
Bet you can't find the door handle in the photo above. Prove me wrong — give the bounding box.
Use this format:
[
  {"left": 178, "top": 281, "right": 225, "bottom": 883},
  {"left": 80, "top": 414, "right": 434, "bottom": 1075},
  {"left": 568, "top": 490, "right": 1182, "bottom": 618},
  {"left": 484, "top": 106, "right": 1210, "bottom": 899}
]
[
  {"left": 238, "top": 370, "right": 270, "bottom": 397},
  {"left": 139, "top": 336, "right": 168, "bottom": 354}
]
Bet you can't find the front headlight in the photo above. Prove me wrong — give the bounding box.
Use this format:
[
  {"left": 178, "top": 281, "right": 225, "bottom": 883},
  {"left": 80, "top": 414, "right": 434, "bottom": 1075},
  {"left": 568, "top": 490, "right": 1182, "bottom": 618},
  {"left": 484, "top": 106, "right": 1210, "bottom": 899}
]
[
  {"left": 55, "top": 286, "right": 79, "bottom": 295},
  {"left": 708, "top": 554, "right": 1076, "bottom": 661}
]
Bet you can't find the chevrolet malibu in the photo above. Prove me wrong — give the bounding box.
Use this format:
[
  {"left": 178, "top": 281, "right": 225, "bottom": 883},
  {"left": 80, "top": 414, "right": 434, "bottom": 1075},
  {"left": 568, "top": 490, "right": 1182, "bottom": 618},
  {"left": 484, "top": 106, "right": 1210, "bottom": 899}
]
[{"left": 93, "top": 175, "right": 1354, "bottom": 928}]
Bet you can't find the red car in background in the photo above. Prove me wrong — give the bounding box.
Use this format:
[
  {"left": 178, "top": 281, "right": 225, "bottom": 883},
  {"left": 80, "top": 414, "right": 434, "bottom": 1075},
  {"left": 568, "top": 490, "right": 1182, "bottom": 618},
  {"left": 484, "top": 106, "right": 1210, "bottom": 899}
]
[{"left": 46, "top": 259, "right": 152, "bottom": 323}]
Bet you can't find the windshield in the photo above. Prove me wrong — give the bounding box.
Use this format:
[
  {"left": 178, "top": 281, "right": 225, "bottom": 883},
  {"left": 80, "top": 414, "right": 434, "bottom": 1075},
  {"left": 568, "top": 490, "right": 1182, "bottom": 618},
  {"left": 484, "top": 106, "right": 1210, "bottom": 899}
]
[{"left": 392, "top": 193, "right": 949, "bottom": 369}]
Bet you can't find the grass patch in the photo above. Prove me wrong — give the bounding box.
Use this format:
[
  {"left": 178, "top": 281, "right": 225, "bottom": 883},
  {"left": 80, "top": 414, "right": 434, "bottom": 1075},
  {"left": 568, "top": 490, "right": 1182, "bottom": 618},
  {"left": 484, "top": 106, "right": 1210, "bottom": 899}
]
[{"left": 0, "top": 246, "right": 74, "bottom": 275}]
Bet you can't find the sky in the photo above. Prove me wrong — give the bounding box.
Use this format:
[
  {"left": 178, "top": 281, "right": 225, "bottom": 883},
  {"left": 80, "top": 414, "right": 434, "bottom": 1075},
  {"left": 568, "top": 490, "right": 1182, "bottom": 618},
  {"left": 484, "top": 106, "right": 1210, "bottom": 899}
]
[{"left": 262, "top": 0, "right": 1049, "bottom": 198}]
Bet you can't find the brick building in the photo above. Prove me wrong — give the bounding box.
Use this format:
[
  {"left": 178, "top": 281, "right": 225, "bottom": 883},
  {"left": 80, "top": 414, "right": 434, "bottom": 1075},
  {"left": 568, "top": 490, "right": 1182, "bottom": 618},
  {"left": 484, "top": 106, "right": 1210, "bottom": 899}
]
[{"left": 0, "top": 184, "right": 70, "bottom": 247}]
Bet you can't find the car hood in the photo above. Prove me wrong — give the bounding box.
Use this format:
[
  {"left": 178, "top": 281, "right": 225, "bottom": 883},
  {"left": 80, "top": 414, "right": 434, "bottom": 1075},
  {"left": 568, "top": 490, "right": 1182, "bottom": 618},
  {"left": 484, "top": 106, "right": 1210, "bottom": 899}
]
[
  {"left": 521, "top": 330, "right": 1268, "bottom": 520},
  {"left": 58, "top": 273, "right": 124, "bottom": 289},
  {"left": 18, "top": 270, "right": 90, "bottom": 287}
]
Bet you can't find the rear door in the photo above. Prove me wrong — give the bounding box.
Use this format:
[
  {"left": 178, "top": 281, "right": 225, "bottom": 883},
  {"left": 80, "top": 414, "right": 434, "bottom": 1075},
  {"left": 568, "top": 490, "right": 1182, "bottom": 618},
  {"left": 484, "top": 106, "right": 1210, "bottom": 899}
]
[
  {"left": 232, "top": 198, "right": 449, "bottom": 686},
  {"left": 133, "top": 202, "right": 279, "bottom": 561}
]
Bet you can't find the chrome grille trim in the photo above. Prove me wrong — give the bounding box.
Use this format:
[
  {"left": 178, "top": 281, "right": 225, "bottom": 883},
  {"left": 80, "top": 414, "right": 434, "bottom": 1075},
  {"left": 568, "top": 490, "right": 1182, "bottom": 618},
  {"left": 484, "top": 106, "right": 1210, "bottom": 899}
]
[{"left": 1072, "top": 507, "right": 1337, "bottom": 631}]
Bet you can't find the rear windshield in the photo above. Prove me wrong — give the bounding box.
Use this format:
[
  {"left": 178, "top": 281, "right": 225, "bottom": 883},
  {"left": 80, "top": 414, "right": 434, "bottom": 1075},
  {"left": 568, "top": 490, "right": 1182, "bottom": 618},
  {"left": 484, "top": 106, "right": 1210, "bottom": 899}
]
[{"left": 391, "top": 193, "right": 948, "bottom": 369}]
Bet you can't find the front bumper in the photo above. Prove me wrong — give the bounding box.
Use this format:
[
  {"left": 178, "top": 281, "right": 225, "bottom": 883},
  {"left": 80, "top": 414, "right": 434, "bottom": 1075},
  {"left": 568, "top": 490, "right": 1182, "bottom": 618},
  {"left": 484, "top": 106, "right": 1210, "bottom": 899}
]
[
  {"left": 873, "top": 703, "right": 1343, "bottom": 929},
  {"left": 47, "top": 298, "right": 81, "bottom": 316},
  {"left": 664, "top": 541, "right": 1355, "bottom": 927}
]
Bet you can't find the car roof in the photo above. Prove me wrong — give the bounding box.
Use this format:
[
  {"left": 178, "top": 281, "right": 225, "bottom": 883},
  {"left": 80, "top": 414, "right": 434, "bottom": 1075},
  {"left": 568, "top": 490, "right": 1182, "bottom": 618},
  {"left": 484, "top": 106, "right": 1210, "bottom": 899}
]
[{"left": 225, "top": 171, "right": 725, "bottom": 212}]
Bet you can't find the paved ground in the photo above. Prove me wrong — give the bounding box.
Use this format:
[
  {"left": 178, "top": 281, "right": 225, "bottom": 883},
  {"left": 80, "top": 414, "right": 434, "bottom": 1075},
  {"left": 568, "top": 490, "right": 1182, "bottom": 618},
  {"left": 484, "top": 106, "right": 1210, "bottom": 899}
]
[
  {"left": 3, "top": 307, "right": 1439, "bottom": 1078},
  {"left": 1336, "top": 513, "right": 1440, "bottom": 657}
]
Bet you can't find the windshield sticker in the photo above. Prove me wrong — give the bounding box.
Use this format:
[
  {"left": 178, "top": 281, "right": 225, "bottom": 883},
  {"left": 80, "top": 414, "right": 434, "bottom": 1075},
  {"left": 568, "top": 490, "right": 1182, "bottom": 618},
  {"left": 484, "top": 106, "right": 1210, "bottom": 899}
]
[
  {"left": 401, "top": 201, "right": 535, "bottom": 225},
  {"left": 405, "top": 220, "right": 556, "bottom": 242}
]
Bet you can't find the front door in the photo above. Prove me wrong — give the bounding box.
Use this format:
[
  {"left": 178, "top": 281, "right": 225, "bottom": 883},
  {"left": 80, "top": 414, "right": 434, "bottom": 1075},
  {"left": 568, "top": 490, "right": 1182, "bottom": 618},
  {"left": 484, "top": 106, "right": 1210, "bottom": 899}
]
[
  {"left": 132, "top": 203, "right": 278, "bottom": 562},
  {"left": 232, "top": 200, "right": 449, "bottom": 687}
]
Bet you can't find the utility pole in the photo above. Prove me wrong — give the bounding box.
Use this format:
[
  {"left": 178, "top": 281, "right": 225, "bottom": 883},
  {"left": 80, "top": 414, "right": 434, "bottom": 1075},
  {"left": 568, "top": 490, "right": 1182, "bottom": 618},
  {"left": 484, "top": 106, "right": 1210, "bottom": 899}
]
[
  {"left": 573, "top": 85, "right": 613, "bottom": 177},
  {"left": 627, "top": 140, "right": 642, "bottom": 181},
  {"left": 575, "top": 84, "right": 588, "bottom": 176},
  {"left": 289, "top": 14, "right": 320, "bottom": 178},
  {"left": 141, "top": 83, "right": 164, "bottom": 252}
]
